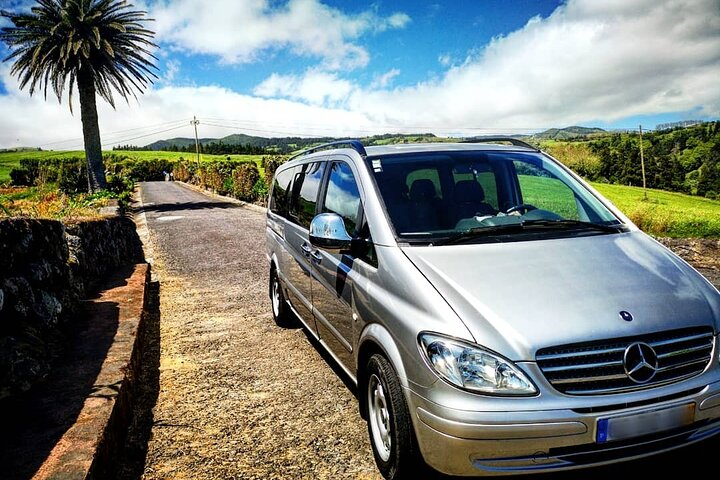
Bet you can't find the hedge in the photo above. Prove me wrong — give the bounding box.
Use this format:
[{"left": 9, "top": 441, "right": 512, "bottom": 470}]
[{"left": 9, "top": 154, "right": 288, "bottom": 205}]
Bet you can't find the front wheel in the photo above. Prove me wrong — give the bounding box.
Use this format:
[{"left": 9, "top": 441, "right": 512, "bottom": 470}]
[
  {"left": 365, "top": 354, "right": 421, "bottom": 480},
  {"left": 270, "top": 269, "right": 293, "bottom": 327}
]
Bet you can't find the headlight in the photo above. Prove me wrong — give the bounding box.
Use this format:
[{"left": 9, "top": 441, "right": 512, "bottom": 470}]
[{"left": 419, "top": 333, "right": 537, "bottom": 396}]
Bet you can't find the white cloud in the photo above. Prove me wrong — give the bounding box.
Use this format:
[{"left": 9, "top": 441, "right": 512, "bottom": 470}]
[
  {"left": 370, "top": 69, "right": 401, "bottom": 89},
  {"left": 1, "top": 0, "right": 718, "bottom": 148},
  {"left": 0, "top": 63, "right": 374, "bottom": 148},
  {"left": 438, "top": 54, "right": 453, "bottom": 67},
  {"left": 257, "top": 0, "right": 720, "bottom": 130},
  {"left": 253, "top": 70, "right": 355, "bottom": 106},
  {"left": 347, "top": 0, "right": 720, "bottom": 129},
  {"left": 151, "top": 0, "right": 409, "bottom": 70},
  {"left": 159, "top": 59, "right": 180, "bottom": 85}
]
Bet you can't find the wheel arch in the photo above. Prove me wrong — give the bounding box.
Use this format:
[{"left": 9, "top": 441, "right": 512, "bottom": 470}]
[{"left": 357, "top": 323, "right": 409, "bottom": 420}]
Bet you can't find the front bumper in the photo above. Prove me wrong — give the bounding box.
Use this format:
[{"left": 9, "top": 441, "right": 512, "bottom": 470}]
[{"left": 409, "top": 382, "right": 720, "bottom": 476}]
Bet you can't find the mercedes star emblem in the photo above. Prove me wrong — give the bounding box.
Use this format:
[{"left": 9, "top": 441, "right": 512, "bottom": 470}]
[{"left": 623, "top": 342, "right": 659, "bottom": 383}]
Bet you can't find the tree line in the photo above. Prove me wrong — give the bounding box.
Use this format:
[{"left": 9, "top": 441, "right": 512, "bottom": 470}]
[
  {"left": 113, "top": 141, "right": 267, "bottom": 155},
  {"left": 545, "top": 122, "right": 720, "bottom": 199},
  {"left": 588, "top": 122, "right": 720, "bottom": 198}
]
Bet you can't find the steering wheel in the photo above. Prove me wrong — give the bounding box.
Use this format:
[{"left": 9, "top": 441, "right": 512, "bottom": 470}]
[{"left": 505, "top": 203, "right": 537, "bottom": 215}]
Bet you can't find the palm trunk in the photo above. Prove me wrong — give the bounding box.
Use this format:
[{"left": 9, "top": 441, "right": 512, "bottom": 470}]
[{"left": 77, "top": 66, "right": 106, "bottom": 192}]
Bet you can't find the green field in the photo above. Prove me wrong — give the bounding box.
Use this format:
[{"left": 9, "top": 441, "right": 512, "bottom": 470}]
[
  {"left": 590, "top": 182, "right": 720, "bottom": 238},
  {"left": 2, "top": 150, "right": 719, "bottom": 238},
  {"left": 516, "top": 173, "right": 720, "bottom": 238}
]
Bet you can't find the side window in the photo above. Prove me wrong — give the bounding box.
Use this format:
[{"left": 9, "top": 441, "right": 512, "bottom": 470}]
[
  {"left": 293, "top": 162, "right": 326, "bottom": 229},
  {"left": 514, "top": 161, "right": 579, "bottom": 220},
  {"left": 269, "top": 167, "right": 293, "bottom": 217},
  {"left": 288, "top": 167, "right": 303, "bottom": 222},
  {"left": 322, "top": 162, "right": 361, "bottom": 234}
]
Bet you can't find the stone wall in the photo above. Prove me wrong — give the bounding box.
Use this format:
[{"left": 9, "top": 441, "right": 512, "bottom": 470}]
[{"left": 0, "top": 216, "right": 143, "bottom": 399}]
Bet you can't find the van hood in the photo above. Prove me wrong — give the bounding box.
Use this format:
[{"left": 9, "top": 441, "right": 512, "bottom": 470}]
[{"left": 402, "top": 232, "right": 720, "bottom": 361}]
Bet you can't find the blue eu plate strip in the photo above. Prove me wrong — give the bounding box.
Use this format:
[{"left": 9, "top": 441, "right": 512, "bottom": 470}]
[{"left": 597, "top": 419, "right": 609, "bottom": 443}]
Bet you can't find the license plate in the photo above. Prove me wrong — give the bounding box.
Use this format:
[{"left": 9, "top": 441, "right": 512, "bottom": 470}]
[{"left": 596, "top": 403, "right": 695, "bottom": 443}]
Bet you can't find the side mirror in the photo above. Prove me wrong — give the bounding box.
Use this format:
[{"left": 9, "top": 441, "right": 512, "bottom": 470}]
[{"left": 309, "top": 213, "right": 352, "bottom": 253}]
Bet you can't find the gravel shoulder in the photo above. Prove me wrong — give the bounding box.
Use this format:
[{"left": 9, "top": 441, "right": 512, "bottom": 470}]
[{"left": 119, "top": 182, "right": 719, "bottom": 480}]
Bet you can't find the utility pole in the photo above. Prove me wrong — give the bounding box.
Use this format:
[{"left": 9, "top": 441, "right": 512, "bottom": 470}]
[
  {"left": 639, "top": 124, "right": 647, "bottom": 200},
  {"left": 191, "top": 115, "right": 201, "bottom": 168}
]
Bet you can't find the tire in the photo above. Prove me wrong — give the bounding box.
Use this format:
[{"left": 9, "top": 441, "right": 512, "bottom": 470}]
[
  {"left": 365, "top": 353, "right": 421, "bottom": 480},
  {"left": 269, "top": 268, "right": 293, "bottom": 327}
]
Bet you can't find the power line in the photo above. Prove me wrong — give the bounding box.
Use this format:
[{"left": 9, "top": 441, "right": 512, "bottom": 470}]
[
  {"left": 202, "top": 117, "right": 544, "bottom": 134},
  {"left": 38, "top": 118, "right": 189, "bottom": 147},
  {"left": 202, "top": 122, "right": 328, "bottom": 138},
  {"left": 101, "top": 123, "right": 190, "bottom": 148}
]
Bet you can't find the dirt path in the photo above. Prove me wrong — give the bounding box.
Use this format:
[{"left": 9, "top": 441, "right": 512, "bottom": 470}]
[
  {"left": 658, "top": 237, "right": 720, "bottom": 288},
  {"left": 126, "top": 182, "right": 379, "bottom": 480},
  {"left": 117, "top": 182, "right": 719, "bottom": 480}
]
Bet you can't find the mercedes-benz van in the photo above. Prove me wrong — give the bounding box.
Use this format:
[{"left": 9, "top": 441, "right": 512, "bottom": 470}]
[{"left": 265, "top": 139, "right": 720, "bottom": 479}]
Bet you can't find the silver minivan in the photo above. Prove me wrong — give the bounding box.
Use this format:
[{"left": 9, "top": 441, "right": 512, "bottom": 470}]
[{"left": 265, "top": 139, "right": 720, "bottom": 478}]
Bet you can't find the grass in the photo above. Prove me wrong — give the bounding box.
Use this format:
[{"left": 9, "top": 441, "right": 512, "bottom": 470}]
[
  {"left": 518, "top": 175, "right": 720, "bottom": 238},
  {"left": 519, "top": 175, "right": 579, "bottom": 220},
  {"left": 0, "top": 185, "right": 112, "bottom": 219},
  {"left": 590, "top": 182, "right": 720, "bottom": 238}
]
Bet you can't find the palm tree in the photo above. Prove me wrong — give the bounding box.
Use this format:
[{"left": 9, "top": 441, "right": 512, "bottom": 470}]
[{"left": 1, "top": 0, "right": 157, "bottom": 191}]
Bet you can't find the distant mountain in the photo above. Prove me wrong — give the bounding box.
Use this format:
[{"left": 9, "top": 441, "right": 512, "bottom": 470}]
[
  {"left": 144, "top": 137, "right": 215, "bottom": 150},
  {"left": 531, "top": 126, "right": 607, "bottom": 141},
  {"left": 140, "top": 127, "right": 607, "bottom": 152},
  {"left": 142, "top": 133, "right": 332, "bottom": 152}
]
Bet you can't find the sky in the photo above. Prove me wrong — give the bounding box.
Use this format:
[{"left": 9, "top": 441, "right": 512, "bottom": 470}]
[{"left": 0, "top": 0, "right": 718, "bottom": 150}]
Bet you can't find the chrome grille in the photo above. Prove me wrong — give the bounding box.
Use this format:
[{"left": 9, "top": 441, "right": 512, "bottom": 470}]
[{"left": 536, "top": 327, "right": 715, "bottom": 395}]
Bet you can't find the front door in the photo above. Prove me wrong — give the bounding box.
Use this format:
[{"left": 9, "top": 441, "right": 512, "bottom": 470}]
[{"left": 311, "top": 160, "right": 364, "bottom": 370}]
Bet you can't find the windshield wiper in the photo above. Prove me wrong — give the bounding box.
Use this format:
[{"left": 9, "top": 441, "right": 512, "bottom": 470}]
[
  {"left": 433, "top": 219, "right": 625, "bottom": 246},
  {"left": 521, "top": 219, "right": 626, "bottom": 233},
  {"left": 433, "top": 223, "right": 524, "bottom": 245}
]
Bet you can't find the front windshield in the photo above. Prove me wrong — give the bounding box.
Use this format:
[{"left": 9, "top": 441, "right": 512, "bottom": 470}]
[{"left": 370, "top": 150, "right": 623, "bottom": 243}]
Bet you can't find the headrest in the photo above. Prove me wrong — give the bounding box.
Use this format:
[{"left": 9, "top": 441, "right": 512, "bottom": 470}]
[
  {"left": 410, "top": 179, "right": 436, "bottom": 200},
  {"left": 454, "top": 180, "right": 485, "bottom": 203}
]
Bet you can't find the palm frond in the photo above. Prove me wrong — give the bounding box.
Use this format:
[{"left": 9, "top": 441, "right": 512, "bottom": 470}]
[{"left": 1, "top": 0, "right": 158, "bottom": 108}]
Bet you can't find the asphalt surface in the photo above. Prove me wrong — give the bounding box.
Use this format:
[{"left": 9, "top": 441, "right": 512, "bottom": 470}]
[
  {"left": 125, "top": 181, "right": 719, "bottom": 480},
  {"left": 126, "top": 181, "right": 378, "bottom": 480}
]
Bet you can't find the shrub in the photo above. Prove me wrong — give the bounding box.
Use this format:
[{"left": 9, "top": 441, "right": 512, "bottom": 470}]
[
  {"left": 9, "top": 157, "right": 88, "bottom": 191},
  {"left": 252, "top": 178, "right": 269, "bottom": 205},
  {"left": 232, "top": 163, "right": 260, "bottom": 201},
  {"left": 57, "top": 160, "right": 88, "bottom": 194},
  {"left": 543, "top": 143, "right": 602, "bottom": 180},
  {"left": 262, "top": 154, "right": 287, "bottom": 187},
  {"left": 9, "top": 167, "right": 34, "bottom": 186},
  {"left": 173, "top": 162, "right": 194, "bottom": 182},
  {"left": 106, "top": 174, "right": 134, "bottom": 195},
  {"left": 107, "top": 157, "right": 175, "bottom": 181}
]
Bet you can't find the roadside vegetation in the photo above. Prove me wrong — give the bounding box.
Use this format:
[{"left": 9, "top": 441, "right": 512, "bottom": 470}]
[
  {"left": 0, "top": 152, "right": 283, "bottom": 219},
  {"left": 1, "top": 122, "right": 718, "bottom": 237},
  {"left": 0, "top": 185, "right": 123, "bottom": 219}
]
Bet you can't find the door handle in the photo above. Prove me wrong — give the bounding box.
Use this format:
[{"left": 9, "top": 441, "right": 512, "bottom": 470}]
[{"left": 301, "top": 243, "right": 312, "bottom": 256}]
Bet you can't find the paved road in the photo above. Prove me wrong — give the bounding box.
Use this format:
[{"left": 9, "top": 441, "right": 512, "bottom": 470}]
[
  {"left": 129, "top": 182, "right": 378, "bottom": 480},
  {"left": 126, "top": 181, "right": 718, "bottom": 480}
]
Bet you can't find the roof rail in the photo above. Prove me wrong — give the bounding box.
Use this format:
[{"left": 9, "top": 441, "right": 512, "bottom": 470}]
[
  {"left": 288, "top": 140, "right": 367, "bottom": 162},
  {"left": 461, "top": 136, "right": 539, "bottom": 151}
]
